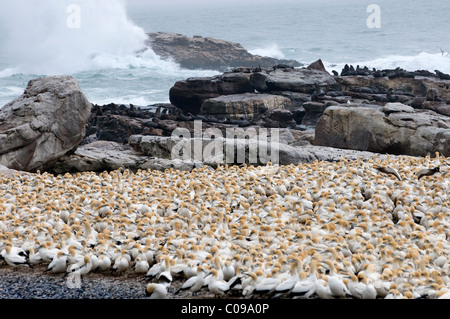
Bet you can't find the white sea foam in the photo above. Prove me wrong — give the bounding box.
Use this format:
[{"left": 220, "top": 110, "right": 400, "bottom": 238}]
[
  {"left": 0, "top": 0, "right": 149, "bottom": 75},
  {"left": 323, "top": 51, "right": 450, "bottom": 75},
  {"left": 249, "top": 44, "right": 285, "bottom": 60}
]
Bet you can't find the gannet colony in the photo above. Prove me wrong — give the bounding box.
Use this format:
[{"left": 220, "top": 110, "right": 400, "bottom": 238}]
[{"left": 0, "top": 153, "right": 449, "bottom": 299}]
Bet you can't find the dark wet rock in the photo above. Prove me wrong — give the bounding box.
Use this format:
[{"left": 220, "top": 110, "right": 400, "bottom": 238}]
[
  {"left": 147, "top": 32, "right": 301, "bottom": 71},
  {"left": 301, "top": 101, "right": 326, "bottom": 126},
  {"left": 435, "top": 70, "right": 450, "bottom": 80},
  {"left": 169, "top": 72, "right": 254, "bottom": 115},
  {"left": 307, "top": 59, "right": 328, "bottom": 73}
]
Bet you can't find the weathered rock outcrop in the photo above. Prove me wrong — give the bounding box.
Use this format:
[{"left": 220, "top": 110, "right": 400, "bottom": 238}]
[
  {"left": 51, "top": 140, "right": 205, "bottom": 173},
  {"left": 336, "top": 74, "right": 450, "bottom": 107},
  {"left": 147, "top": 32, "right": 301, "bottom": 71},
  {"left": 200, "top": 93, "right": 292, "bottom": 121},
  {"left": 51, "top": 140, "right": 149, "bottom": 174},
  {"left": 129, "top": 134, "right": 319, "bottom": 166},
  {"left": 250, "top": 67, "right": 341, "bottom": 94},
  {"left": 0, "top": 76, "right": 92, "bottom": 171},
  {"left": 169, "top": 72, "right": 254, "bottom": 115},
  {"left": 170, "top": 66, "right": 341, "bottom": 123},
  {"left": 314, "top": 102, "right": 450, "bottom": 157},
  {"left": 127, "top": 134, "right": 401, "bottom": 168}
]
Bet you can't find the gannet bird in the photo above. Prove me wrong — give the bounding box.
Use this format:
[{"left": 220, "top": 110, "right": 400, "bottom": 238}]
[
  {"left": 375, "top": 166, "right": 402, "bottom": 181},
  {"left": 111, "top": 251, "right": 130, "bottom": 275},
  {"left": 146, "top": 283, "right": 168, "bottom": 299},
  {"left": 222, "top": 260, "right": 236, "bottom": 282},
  {"left": 134, "top": 256, "right": 150, "bottom": 274},
  {"left": 324, "top": 260, "right": 351, "bottom": 298},
  {"left": 67, "top": 245, "right": 84, "bottom": 265},
  {"left": 174, "top": 266, "right": 208, "bottom": 296},
  {"left": 416, "top": 166, "right": 440, "bottom": 180},
  {"left": 44, "top": 251, "right": 68, "bottom": 274},
  {"left": 315, "top": 276, "right": 334, "bottom": 299},
  {"left": 157, "top": 255, "right": 173, "bottom": 288},
  {"left": 274, "top": 258, "right": 303, "bottom": 295},
  {"left": 38, "top": 242, "right": 59, "bottom": 263},
  {"left": 207, "top": 269, "right": 230, "bottom": 297},
  {"left": 345, "top": 274, "right": 365, "bottom": 299},
  {"left": 249, "top": 269, "right": 283, "bottom": 298},
  {"left": 361, "top": 277, "right": 377, "bottom": 299},
  {"left": 241, "top": 271, "right": 259, "bottom": 297},
  {"left": 373, "top": 273, "right": 391, "bottom": 298},
  {"left": 1, "top": 245, "right": 30, "bottom": 268},
  {"left": 438, "top": 288, "right": 450, "bottom": 299},
  {"left": 28, "top": 248, "right": 43, "bottom": 266},
  {"left": 290, "top": 271, "right": 318, "bottom": 299},
  {"left": 96, "top": 252, "right": 112, "bottom": 272},
  {"left": 67, "top": 255, "right": 93, "bottom": 276}
]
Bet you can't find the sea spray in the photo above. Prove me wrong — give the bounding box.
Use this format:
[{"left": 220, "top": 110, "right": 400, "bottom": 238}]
[
  {"left": 0, "top": 0, "right": 148, "bottom": 75},
  {"left": 249, "top": 44, "right": 286, "bottom": 60},
  {"left": 323, "top": 51, "right": 450, "bottom": 75}
]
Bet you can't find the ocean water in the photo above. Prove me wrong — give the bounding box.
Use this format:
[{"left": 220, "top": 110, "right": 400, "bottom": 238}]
[{"left": 0, "top": 0, "right": 449, "bottom": 107}]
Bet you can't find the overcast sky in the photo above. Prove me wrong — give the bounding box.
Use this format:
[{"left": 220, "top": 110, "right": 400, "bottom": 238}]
[{"left": 126, "top": 0, "right": 332, "bottom": 6}]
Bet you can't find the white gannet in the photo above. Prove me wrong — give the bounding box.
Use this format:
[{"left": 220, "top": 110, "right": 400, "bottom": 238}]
[
  {"left": 135, "top": 256, "right": 150, "bottom": 274},
  {"left": 96, "top": 252, "right": 112, "bottom": 272},
  {"left": 44, "top": 251, "right": 68, "bottom": 274},
  {"left": 175, "top": 266, "right": 208, "bottom": 296},
  {"left": 250, "top": 268, "right": 283, "bottom": 298},
  {"left": 207, "top": 269, "right": 230, "bottom": 297},
  {"left": 67, "top": 255, "right": 93, "bottom": 276},
  {"left": 290, "top": 271, "right": 318, "bottom": 299},
  {"left": 146, "top": 283, "right": 168, "bottom": 299},
  {"left": 222, "top": 260, "right": 236, "bottom": 282},
  {"left": 157, "top": 255, "right": 173, "bottom": 288},
  {"left": 1, "top": 245, "right": 30, "bottom": 268},
  {"left": 28, "top": 248, "right": 43, "bottom": 266},
  {"left": 38, "top": 241, "right": 59, "bottom": 263},
  {"left": 324, "top": 260, "right": 351, "bottom": 298},
  {"left": 345, "top": 274, "right": 365, "bottom": 299},
  {"left": 274, "top": 258, "right": 303, "bottom": 295},
  {"left": 112, "top": 251, "right": 130, "bottom": 274}
]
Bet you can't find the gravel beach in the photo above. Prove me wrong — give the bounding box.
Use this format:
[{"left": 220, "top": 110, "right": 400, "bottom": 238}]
[
  {"left": 0, "top": 265, "right": 243, "bottom": 299},
  {"left": 0, "top": 266, "right": 148, "bottom": 299}
]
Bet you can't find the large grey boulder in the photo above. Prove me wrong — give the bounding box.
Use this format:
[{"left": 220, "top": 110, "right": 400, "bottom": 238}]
[
  {"left": 51, "top": 141, "right": 149, "bottom": 174},
  {"left": 51, "top": 140, "right": 205, "bottom": 173},
  {"left": 0, "top": 76, "right": 92, "bottom": 171},
  {"left": 314, "top": 102, "right": 450, "bottom": 157}
]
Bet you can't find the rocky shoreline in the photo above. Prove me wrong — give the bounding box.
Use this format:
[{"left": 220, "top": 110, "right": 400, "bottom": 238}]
[{"left": 0, "top": 33, "right": 449, "bottom": 174}]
